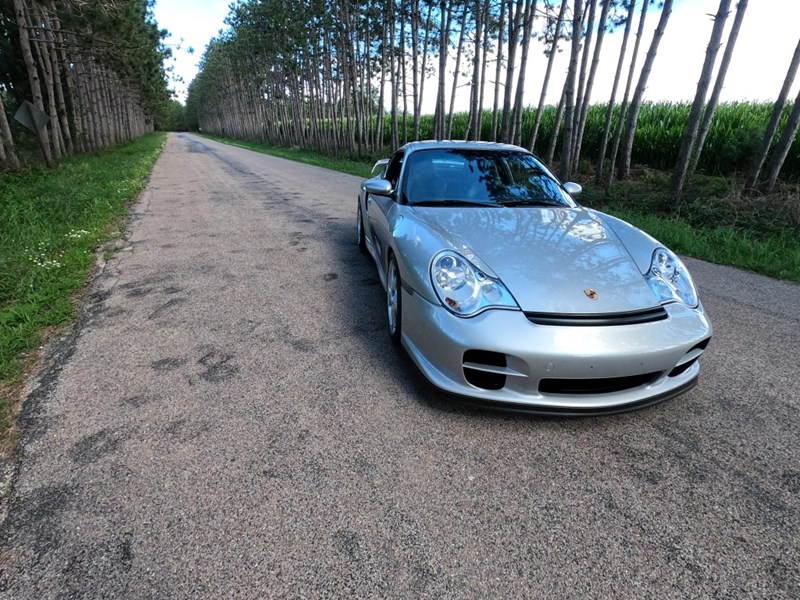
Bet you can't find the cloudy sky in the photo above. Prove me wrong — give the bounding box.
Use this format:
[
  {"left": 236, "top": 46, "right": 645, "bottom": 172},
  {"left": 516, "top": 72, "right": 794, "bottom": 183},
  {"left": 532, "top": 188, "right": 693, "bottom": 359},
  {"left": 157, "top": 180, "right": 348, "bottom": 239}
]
[{"left": 153, "top": 0, "right": 800, "bottom": 110}]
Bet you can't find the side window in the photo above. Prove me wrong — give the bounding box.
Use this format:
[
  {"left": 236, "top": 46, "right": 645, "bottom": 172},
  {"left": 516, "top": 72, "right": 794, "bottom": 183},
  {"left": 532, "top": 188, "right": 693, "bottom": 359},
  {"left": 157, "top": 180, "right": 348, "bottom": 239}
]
[{"left": 384, "top": 151, "right": 404, "bottom": 187}]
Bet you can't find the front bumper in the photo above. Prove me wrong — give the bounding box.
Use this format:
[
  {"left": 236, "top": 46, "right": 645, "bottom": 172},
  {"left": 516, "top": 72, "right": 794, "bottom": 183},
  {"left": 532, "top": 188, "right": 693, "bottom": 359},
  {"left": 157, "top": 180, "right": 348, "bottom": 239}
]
[{"left": 401, "top": 290, "right": 712, "bottom": 414}]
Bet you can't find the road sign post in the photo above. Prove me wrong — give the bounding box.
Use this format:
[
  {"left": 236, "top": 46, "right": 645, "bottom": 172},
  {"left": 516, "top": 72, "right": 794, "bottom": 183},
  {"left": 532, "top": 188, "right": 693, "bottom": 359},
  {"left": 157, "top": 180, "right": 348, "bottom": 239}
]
[{"left": 14, "top": 99, "right": 53, "bottom": 167}]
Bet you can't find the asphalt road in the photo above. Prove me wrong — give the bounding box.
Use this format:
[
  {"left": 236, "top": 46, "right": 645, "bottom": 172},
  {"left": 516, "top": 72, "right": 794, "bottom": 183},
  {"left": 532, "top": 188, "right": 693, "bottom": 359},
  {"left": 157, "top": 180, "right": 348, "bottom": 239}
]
[{"left": 1, "top": 133, "right": 798, "bottom": 598}]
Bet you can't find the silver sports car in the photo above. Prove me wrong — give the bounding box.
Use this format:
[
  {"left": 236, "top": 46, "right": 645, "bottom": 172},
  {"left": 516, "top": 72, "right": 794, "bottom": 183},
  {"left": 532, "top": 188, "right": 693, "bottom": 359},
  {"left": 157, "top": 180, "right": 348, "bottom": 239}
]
[{"left": 357, "top": 141, "right": 712, "bottom": 414}]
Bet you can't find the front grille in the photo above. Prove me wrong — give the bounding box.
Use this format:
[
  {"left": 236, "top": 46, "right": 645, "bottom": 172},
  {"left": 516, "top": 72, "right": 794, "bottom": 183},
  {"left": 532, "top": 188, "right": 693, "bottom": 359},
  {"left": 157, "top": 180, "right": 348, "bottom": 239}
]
[
  {"left": 539, "top": 372, "right": 660, "bottom": 395},
  {"left": 525, "top": 306, "right": 668, "bottom": 327}
]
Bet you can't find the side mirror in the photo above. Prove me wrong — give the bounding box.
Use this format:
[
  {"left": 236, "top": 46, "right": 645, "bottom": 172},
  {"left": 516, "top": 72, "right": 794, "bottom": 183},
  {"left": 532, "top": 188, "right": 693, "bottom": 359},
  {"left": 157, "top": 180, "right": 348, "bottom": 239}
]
[
  {"left": 563, "top": 182, "right": 582, "bottom": 196},
  {"left": 364, "top": 178, "right": 394, "bottom": 197}
]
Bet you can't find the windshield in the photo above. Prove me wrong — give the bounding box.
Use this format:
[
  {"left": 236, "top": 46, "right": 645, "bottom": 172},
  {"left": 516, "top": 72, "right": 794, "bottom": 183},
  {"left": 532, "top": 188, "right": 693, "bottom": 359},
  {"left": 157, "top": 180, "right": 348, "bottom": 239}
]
[{"left": 403, "top": 148, "right": 576, "bottom": 208}]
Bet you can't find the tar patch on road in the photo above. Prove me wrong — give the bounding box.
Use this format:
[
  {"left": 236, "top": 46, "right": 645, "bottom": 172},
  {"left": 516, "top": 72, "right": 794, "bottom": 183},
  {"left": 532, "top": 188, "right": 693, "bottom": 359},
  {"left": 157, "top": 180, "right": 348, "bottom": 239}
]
[
  {"left": 69, "top": 428, "right": 130, "bottom": 464},
  {"left": 197, "top": 346, "right": 239, "bottom": 383}
]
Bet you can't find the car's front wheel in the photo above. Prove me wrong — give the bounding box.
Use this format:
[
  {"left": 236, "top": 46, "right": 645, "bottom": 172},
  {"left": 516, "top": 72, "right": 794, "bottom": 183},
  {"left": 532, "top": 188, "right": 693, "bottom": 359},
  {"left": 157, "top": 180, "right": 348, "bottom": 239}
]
[
  {"left": 356, "top": 202, "right": 366, "bottom": 250},
  {"left": 387, "top": 255, "right": 402, "bottom": 344}
]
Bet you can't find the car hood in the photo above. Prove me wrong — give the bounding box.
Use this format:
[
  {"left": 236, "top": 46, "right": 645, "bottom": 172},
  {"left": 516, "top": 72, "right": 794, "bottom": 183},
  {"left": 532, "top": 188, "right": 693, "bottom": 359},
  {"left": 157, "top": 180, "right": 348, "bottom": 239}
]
[{"left": 410, "top": 205, "right": 660, "bottom": 314}]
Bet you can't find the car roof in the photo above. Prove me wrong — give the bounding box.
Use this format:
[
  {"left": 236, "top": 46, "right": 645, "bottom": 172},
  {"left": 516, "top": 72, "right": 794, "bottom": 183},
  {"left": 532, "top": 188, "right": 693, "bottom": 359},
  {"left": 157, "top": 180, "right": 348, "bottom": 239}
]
[{"left": 399, "top": 140, "right": 530, "bottom": 154}]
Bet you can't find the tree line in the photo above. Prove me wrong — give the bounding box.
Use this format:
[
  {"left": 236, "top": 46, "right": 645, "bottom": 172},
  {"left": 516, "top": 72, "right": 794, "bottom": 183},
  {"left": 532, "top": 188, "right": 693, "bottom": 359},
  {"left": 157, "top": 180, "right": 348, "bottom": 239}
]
[
  {"left": 0, "top": 0, "right": 172, "bottom": 170},
  {"left": 188, "top": 0, "right": 800, "bottom": 195}
]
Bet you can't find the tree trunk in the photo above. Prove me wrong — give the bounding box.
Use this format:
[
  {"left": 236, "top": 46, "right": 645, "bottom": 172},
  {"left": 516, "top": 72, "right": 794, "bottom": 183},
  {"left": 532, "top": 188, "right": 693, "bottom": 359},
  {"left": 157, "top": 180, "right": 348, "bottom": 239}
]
[
  {"left": 617, "top": 0, "right": 673, "bottom": 181},
  {"left": 55, "top": 18, "right": 84, "bottom": 154},
  {"left": 745, "top": 37, "right": 800, "bottom": 192},
  {"left": 559, "top": 0, "right": 583, "bottom": 181},
  {"left": 29, "top": 3, "right": 63, "bottom": 158},
  {"left": 688, "top": 0, "right": 749, "bottom": 179},
  {"left": 491, "top": 0, "right": 507, "bottom": 141},
  {"left": 14, "top": 0, "right": 54, "bottom": 167},
  {"left": 377, "top": 11, "right": 388, "bottom": 149},
  {"left": 572, "top": 0, "right": 611, "bottom": 169},
  {"left": 415, "top": 2, "right": 434, "bottom": 140},
  {"left": 390, "top": 0, "right": 399, "bottom": 148},
  {"left": 595, "top": 0, "right": 635, "bottom": 184},
  {"left": 0, "top": 94, "right": 21, "bottom": 170},
  {"left": 411, "top": 0, "right": 420, "bottom": 140},
  {"left": 606, "top": 0, "right": 648, "bottom": 191},
  {"left": 570, "top": 0, "right": 597, "bottom": 164},
  {"left": 433, "top": 0, "right": 452, "bottom": 140},
  {"left": 400, "top": 0, "right": 408, "bottom": 144},
  {"left": 466, "top": 0, "right": 483, "bottom": 141},
  {"left": 42, "top": 4, "right": 73, "bottom": 155},
  {"left": 475, "top": 0, "right": 491, "bottom": 141},
  {"left": 547, "top": 88, "right": 566, "bottom": 165},
  {"left": 528, "top": 0, "right": 568, "bottom": 153},
  {"left": 512, "top": 0, "right": 536, "bottom": 146},
  {"left": 447, "top": 5, "right": 469, "bottom": 139},
  {"left": 500, "top": 0, "right": 524, "bottom": 142},
  {"left": 761, "top": 86, "right": 800, "bottom": 192},
  {"left": 670, "top": 0, "right": 732, "bottom": 196}
]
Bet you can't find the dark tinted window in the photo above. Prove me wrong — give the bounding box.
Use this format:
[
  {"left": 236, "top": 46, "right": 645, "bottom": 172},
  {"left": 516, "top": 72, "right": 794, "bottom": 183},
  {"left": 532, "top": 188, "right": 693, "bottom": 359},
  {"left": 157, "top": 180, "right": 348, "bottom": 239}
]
[
  {"left": 404, "top": 149, "right": 575, "bottom": 207},
  {"left": 384, "top": 151, "right": 404, "bottom": 187}
]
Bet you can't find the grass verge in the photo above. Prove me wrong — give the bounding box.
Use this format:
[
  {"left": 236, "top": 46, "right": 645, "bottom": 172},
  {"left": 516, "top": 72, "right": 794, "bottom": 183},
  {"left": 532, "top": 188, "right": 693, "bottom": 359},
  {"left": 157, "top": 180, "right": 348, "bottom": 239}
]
[
  {"left": 200, "top": 133, "right": 799, "bottom": 283},
  {"left": 0, "top": 132, "right": 167, "bottom": 448},
  {"left": 600, "top": 209, "right": 799, "bottom": 281},
  {"left": 581, "top": 169, "right": 800, "bottom": 282}
]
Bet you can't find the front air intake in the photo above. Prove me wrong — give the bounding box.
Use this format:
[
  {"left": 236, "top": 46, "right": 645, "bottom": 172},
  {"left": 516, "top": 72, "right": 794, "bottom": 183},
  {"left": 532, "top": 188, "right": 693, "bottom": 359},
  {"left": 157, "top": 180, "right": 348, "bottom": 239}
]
[
  {"left": 539, "top": 372, "right": 660, "bottom": 395},
  {"left": 463, "top": 350, "right": 507, "bottom": 390}
]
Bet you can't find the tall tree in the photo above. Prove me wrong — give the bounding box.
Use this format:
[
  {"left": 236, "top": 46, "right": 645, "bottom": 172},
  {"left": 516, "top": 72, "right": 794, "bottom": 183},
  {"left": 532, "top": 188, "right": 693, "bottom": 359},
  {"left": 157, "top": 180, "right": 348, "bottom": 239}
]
[
  {"left": 745, "top": 37, "right": 800, "bottom": 192},
  {"left": 760, "top": 86, "right": 800, "bottom": 193},
  {"left": 0, "top": 93, "right": 20, "bottom": 169},
  {"left": 12, "top": 0, "right": 54, "bottom": 167},
  {"left": 500, "top": 0, "right": 524, "bottom": 142},
  {"left": 671, "top": 0, "right": 732, "bottom": 196},
  {"left": 559, "top": 0, "right": 583, "bottom": 181},
  {"left": 433, "top": 0, "right": 452, "bottom": 140},
  {"left": 594, "top": 0, "right": 636, "bottom": 185},
  {"left": 491, "top": 0, "right": 507, "bottom": 141},
  {"left": 528, "top": 0, "right": 568, "bottom": 153},
  {"left": 572, "top": 0, "right": 611, "bottom": 169},
  {"left": 466, "top": 0, "right": 484, "bottom": 141},
  {"left": 617, "top": 0, "right": 674, "bottom": 180},
  {"left": 511, "top": 0, "right": 537, "bottom": 146},
  {"left": 688, "top": 0, "right": 748, "bottom": 179}
]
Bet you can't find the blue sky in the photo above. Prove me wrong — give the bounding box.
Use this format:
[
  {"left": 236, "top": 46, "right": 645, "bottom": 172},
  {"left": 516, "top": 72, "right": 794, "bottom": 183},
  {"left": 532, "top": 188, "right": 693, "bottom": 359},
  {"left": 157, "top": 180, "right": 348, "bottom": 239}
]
[{"left": 153, "top": 0, "right": 800, "bottom": 108}]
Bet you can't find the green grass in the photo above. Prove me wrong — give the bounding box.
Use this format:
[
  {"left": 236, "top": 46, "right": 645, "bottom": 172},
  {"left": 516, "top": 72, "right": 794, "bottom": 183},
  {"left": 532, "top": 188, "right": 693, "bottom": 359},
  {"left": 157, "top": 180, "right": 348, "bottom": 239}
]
[
  {"left": 600, "top": 209, "right": 800, "bottom": 281},
  {"left": 201, "top": 133, "right": 800, "bottom": 283},
  {"left": 0, "top": 132, "right": 167, "bottom": 444},
  {"left": 580, "top": 170, "right": 800, "bottom": 281}
]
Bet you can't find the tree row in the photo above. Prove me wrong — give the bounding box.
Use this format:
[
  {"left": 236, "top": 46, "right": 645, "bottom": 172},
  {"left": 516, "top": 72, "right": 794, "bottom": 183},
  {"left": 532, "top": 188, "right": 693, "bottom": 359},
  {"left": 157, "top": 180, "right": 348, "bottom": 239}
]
[
  {"left": 187, "top": 0, "right": 799, "bottom": 194},
  {"left": 0, "top": 0, "right": 172, "bottom": 170}
]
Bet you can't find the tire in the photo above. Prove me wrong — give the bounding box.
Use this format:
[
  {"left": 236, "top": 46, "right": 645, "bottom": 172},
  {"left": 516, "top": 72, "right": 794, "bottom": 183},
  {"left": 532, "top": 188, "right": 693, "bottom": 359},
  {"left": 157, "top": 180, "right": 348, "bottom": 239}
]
[
  {"left": 387, "top": 255, "right": 402, "bottom": 344},
  {"left": 357, "top": 202, "right": 366, "bottom": 250}
]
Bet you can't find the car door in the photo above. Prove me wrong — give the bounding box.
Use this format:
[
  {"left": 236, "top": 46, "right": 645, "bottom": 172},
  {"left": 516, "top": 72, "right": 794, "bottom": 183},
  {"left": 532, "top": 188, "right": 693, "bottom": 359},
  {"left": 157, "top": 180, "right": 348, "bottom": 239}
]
[{"left": 367, "top": 150, "right": 404, "bottom": 278}]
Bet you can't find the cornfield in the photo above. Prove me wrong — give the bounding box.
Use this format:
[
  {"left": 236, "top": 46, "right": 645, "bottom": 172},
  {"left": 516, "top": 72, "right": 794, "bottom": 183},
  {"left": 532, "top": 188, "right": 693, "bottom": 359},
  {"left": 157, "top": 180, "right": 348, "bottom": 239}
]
[{"left": 398, "top": 102, "right": 798, "bottom": 181}]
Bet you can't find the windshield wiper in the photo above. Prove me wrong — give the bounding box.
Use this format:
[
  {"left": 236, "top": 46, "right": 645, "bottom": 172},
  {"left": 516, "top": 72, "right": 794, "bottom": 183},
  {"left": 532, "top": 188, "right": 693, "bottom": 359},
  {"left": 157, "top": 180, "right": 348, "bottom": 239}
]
[{"left": 411, "top": 200, "right": 499, "bottom": 208}]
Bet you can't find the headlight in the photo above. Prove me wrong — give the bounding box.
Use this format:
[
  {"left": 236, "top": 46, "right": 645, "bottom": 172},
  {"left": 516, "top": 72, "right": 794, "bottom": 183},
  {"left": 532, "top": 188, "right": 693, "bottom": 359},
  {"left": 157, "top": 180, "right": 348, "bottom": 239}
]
[
  {"left": 645, "top": 248, "right": 698, "bottom": 307},
  {"left": 430, "top": 251, "right": 518, "bottom": 316}
]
